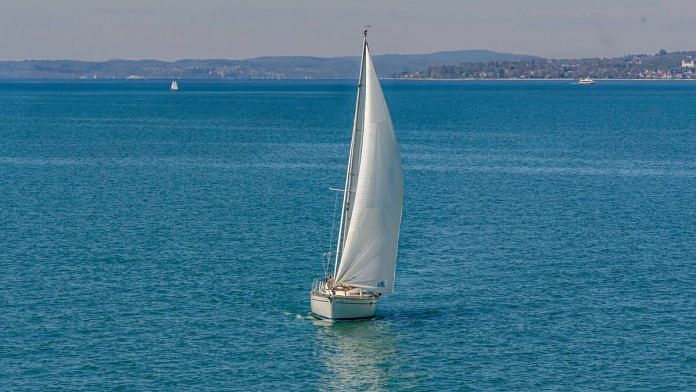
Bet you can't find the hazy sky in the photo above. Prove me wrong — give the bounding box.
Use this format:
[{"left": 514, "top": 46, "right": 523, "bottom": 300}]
[{"left": 1, "top": 0, "right": 695, "bottom": 61}]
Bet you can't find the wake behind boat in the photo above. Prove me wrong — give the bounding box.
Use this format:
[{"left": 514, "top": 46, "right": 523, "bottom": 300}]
[{"left": 310, "top": 30, "right": 404, "bottom": 321}]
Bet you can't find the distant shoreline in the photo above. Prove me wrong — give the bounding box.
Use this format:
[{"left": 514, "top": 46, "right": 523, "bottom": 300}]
[
  {"left": 2, "top": 77, "right": 696, "bottom": 82},
  {"left": 385, "top": 77, "right": 696, "bottom": 82},
  {"left": 2, "top": 49, "right": 694, "bottom": 80}
]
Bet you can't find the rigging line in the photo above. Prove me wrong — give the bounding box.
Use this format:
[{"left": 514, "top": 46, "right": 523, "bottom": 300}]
[{"left": 324, "top": 190, "right": 340, "bottom": 278}]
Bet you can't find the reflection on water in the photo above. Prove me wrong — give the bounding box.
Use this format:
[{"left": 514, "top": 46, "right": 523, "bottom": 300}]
[{"left": 312, "top": 319, "right": 409, "bottom": 390}]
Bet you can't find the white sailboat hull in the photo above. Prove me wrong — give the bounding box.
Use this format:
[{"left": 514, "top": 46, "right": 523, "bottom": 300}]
[{"left": 310, "top": 291, "right": 378, "bottom": 321}]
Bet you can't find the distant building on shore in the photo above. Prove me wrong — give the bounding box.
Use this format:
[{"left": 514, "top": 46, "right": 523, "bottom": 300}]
[{"left": 682, "top": 58, "right": 695, "bottom": 68}]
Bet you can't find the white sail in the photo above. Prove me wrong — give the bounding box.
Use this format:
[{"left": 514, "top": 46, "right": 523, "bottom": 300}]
[
  {"left": 334, "top": 44, "right": 403, "bottom": 294},
  {"left": 170, "top": 80, "right": 179, "bottom": 90}
]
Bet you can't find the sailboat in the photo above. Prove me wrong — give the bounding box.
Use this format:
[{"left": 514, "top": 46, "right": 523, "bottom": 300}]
[
  {"left": 170, "top": 80, "right": 179, "bottom": 91},
  {"left": 310, "top": 30, "right": 404, "bottom": 321}
]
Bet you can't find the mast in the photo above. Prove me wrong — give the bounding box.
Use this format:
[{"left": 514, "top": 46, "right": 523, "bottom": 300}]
[{"left": 332, "top": 29, "right": 369, "bottom": 281}]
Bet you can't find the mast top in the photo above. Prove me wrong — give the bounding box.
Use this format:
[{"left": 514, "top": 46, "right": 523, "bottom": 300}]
[{"left": 363, "top": 25, "right": 371, "bottom": 39}]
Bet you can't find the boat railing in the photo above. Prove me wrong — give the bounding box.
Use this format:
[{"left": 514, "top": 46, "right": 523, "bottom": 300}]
[
  {"left": 311, "top": 278, "right": 325, "bottom": 293},
  {"left": 312, "top": 279, "right": 381, "bottom": 299}
]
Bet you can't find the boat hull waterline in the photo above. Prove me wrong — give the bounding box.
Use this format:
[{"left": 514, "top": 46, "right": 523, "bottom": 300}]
[{"left": 310, "top": 291, "right": 378, "bottom": 320}]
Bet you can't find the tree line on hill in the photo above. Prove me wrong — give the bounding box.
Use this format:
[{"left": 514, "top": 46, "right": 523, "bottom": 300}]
[{"left": 394, "top": 50, "right": 696, "bottom": 80}]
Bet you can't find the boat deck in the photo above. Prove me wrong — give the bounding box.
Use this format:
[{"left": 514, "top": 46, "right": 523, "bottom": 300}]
[{"left": 311, "top": 279, "right": 380, "bottom": 300}]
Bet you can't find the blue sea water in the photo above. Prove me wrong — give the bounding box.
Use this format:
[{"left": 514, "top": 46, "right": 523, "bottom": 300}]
[{"left": 1, "top": 79, "right": 695, "bottom": 390}]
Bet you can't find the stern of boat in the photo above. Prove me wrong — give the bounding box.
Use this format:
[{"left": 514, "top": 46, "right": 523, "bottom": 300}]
[{"left": 310, "top": 279, "right": 379, "bottom": 321}]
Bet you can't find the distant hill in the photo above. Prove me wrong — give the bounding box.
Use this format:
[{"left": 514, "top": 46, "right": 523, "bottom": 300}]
[
  {"left": 374, "top": 50, "right": 541, "bottom": 75},
  {"left": 0, "top": 50, "right": 540, "bottom": 80}
]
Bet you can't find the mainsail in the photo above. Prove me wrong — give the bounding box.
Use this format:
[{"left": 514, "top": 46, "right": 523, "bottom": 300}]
[{"left": 333, "top": 39, "right": 403, "bottom": 294}]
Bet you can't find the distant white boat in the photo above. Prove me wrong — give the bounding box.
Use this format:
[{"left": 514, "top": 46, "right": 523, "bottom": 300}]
[
  {"left": 310, "top": 30, "right": 404, "bottom": 321},
  {"left": 170, "top": 80, "right": 179, "bottom": 91},
  {"left": 578, "top": 77, "right": 595, "bottom": 85}
]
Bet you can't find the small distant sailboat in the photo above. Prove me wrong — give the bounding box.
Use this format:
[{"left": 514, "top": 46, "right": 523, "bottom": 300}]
[
  {"left": 310, "top": 29, "right": 404, "bottom": 321},
  {"left": 578, "top": 77, "right": 595, "bottom": 85},
  {"left": 170, "top": 80, "right": 179, "bottom": 91}
]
